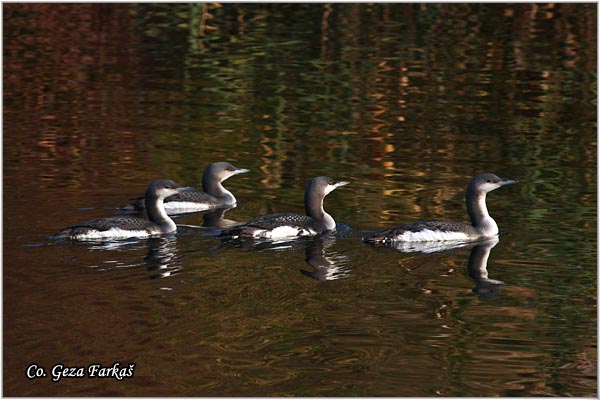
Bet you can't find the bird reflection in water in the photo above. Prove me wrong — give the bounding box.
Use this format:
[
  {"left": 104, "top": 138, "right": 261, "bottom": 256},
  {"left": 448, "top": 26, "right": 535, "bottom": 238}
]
[
  {"left": 144, "top": 236, "right": 182, "bottom": 280},
  {"left": 83, "top": 238, "right": 149, "bottom": 252},
  {"left": 467, "top": 237, "right": 504, "bottom": 299},
  {"left": 73, "top": 235, "right": 181, "bottom": 282},
  {"left": 73, "top": 235, "right": 184, "bottom": 284},
  {"left": 372, "top": 235, "right": 506, "bottom": 298},
  {"left": 175, "top": 205, "right": 239, "bottom": 235},
  {"left": 300, "top": 237, "right": 351, "bottom": 281},
  {"left": 201, "top": 205, "right": 238, "bottom": 229}
]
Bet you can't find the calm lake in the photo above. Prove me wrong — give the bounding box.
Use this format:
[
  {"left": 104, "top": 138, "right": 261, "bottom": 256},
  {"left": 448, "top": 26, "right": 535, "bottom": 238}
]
[{"left": 3, "top": 3, "right": 597, "bottom": 396}]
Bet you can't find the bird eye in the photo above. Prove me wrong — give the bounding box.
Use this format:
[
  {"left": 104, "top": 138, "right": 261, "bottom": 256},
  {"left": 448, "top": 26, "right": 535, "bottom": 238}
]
[{"left": 486, "top": 179, "right": 491, "bottom": 183}]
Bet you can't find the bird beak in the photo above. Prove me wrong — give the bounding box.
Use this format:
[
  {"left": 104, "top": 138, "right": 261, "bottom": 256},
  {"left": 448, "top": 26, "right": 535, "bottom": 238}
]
[
  {"left": 335, "top": 181, "right": 350, "bottom": 188},
  {"left": 234, "top": 168, "right": 251, "bottom": 175},
  {"left": 500, "top": 179, "right": 518, "bottom": 186}
]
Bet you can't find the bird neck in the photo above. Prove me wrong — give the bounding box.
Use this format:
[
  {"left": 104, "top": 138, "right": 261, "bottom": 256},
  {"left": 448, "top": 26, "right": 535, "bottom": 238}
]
[
  {"left": 466, "top": 190, "right": 498, "bottom": 236},
  {"left": 145, "top": 195, "right": 176, "bottom": 232},
  {"left": 203, "top": 175, "right": 236, "bottom": 204},
  {"left": 305, "top": 190, "right": 335, "bottom": 230}
]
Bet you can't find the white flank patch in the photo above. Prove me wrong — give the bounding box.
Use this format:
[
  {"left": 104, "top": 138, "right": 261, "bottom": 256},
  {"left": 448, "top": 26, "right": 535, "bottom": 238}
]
[
  {"left": 73, "top": 227, "right": 153, "bottom": 240},
  {"left": 396, "top": 229, "right": 470, "bottom": 243},
  {"left": 392, "top": 241, "right": 474, "bottom": 254},
  {"left": 253, "top": 226, "right": 317, "bottom": 239},
  {"left": 163, "top": 201, "right": 214, "bottom": 213}
]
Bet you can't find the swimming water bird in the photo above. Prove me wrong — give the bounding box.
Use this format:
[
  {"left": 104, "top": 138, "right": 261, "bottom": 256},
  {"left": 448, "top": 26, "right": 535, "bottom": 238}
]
[
  {"left": 220, "top": 176, "right": 349, "bottom": 240},
  {"left": 363, "top": 173, "right": 517, "bottom": 245},
  {"left": 122, "top": 162, "right": 250, "bottom": 213},
  {"left": 52, "top": 179, "right": 193, "bottom": 240}
]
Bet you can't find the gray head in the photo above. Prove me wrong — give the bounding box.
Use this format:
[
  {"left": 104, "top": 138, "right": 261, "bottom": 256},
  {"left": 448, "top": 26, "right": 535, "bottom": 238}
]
[
  {"left": 304, "top": 176, "right": 349, "bottom": 220},
  {"left": 202, "top": 162, "right": 250, "bottom": 188},
  {"left": 305, "top": 176, "right": 350, "bottom": 198},
  {"left": 467, "top": 173, "right": 517, "bottom": 195},
  {"left": 144, "top": 179, "right": 193, "bottom": 225},
  {"left": 145, "top": 179, "right": 192, "bottom": 201}
]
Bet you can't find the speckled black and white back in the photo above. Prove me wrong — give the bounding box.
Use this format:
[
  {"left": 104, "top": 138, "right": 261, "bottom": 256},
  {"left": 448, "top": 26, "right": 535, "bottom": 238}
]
[
  {"left": 222, "top": 213, "right": 327, "bottom": 240},
  {"left": 121, "top": 162, "right": 249, "bottom": 214},
  {"left": 362, "top": 173, "right": 517, "bottom": 246},
  {"left": 52, "top": 179, "right": 189, "bottom": 241},
  {"left": 220, "top": 176, "right": 349, "bottom": 240}
]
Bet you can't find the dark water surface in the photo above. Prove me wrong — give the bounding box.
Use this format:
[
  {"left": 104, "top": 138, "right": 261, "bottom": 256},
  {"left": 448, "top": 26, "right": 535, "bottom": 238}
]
[{"left": 3, "top": 4, "right": 596, "bottom": 396}]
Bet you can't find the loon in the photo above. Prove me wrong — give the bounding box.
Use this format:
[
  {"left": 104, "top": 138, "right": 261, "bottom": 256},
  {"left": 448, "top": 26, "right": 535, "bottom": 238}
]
[
  {"left": 52, "top": 179, "right": 192, "bottom": 240},
  {"left": 123, "top": 162, "right": 249, "bottom": 213},
  {"left": 363, "top": 173, "right": 517, "bottom": 245},
  {"left": 220, "top": 176, "right": 349, "bottom": 240}
]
